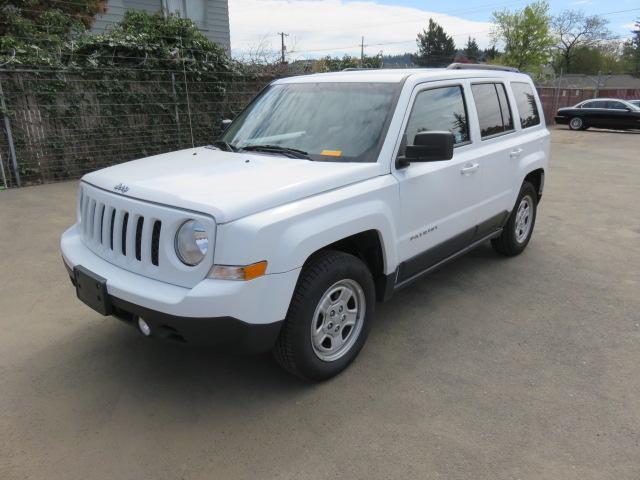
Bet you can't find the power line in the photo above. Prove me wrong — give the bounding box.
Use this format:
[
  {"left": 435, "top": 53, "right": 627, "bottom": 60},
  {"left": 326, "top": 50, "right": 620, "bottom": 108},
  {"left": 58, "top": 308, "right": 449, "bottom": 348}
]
[{"left": 287, "top": 7, "right": 639, "bottom": 57}]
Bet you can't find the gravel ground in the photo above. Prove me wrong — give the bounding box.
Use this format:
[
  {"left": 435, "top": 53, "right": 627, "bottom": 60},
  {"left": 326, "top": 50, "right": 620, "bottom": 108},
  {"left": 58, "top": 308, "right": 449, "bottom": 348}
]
[{"left": 1, "top": 127, "right": 639, "bottom": 479}]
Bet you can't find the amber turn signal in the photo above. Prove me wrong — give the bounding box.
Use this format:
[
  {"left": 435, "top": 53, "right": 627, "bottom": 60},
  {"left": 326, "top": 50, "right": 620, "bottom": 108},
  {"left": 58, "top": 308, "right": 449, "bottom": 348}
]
[{"left": 209, "top": 261, "right": 268, "bottom": 281}]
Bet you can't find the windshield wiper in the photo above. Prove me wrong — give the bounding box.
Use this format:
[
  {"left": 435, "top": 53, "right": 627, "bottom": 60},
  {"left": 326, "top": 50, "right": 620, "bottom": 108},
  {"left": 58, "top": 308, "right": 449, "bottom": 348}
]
[
  {"left": 239, "top": 144, "right": 311, "bottom": 160},
  {"left": 211, "top": 140, "right": 237, "bottom": 152}
]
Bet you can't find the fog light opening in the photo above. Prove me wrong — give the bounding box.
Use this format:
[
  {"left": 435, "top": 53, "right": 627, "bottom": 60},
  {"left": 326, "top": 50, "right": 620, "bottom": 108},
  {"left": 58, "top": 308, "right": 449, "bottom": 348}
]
[{"left": 137, "top": 317, "right": 152, "bottom": 336}]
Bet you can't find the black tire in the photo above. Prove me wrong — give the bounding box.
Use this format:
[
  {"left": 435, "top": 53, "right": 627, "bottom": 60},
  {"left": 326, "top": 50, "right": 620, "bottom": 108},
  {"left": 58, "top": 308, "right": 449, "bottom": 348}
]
[
  {"left": 569, "top": 117, "right": 585, "bottom": 130},
  {"left": 273, "top": 250, "right": 375, "bottom": 381},
  {"left": 491, "top": 181, "right": 538, "bottom": 257}
]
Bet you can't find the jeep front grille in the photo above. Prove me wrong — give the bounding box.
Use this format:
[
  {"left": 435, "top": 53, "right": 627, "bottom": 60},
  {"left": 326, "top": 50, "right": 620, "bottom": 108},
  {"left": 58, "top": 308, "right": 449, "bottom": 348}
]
[
  {"left": 77, "top": 182, "right": 215, "bottom": 288},
  {"left": 80, "top": 193, "right": 161, "bottom": 266}
]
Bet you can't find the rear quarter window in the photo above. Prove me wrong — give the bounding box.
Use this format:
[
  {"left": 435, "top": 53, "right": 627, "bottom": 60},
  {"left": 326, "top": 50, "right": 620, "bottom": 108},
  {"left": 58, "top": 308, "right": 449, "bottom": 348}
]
[{"left": 511, "top": 82, "right": 540, "bottom": 129}]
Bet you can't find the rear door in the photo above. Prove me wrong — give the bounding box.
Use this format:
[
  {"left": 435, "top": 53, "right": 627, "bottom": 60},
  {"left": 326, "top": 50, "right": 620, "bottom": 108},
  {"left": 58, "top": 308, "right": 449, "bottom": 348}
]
[
  {"left": 606, "top": 100, "right": 635, "bottom": 129},
  {"left": 466, "top": 81, "right": 519, "bottom": 231}
]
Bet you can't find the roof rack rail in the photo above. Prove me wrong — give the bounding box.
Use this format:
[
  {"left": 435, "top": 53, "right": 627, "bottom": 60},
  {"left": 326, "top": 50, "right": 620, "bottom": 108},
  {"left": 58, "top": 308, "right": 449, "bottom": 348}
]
[
  {"left": 341, "top": 67, "right": 375, "bottom": 71},
  {"left": 447, "top": 63, "right": 520, "bottom": 73}
]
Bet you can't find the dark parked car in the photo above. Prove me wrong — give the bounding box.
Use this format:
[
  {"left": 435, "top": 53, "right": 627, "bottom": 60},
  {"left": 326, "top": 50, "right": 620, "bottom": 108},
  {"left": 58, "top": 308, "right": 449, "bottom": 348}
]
[{"left": 555, "top": 98, "right": 640, "bottom": 131}]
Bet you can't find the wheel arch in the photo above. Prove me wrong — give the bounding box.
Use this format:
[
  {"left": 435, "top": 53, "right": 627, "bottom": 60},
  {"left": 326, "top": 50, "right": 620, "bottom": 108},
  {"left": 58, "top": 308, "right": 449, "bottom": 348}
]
[
  {"left": 304, "top": 229, "right": 392, "bottom": 302},
  {"left": 523, "top": 168, "right": 545, "bottom": 201}
]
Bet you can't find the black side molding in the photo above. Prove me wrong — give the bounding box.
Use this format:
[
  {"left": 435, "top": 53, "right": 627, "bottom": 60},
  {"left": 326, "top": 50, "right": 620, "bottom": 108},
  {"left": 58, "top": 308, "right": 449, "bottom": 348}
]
[
  {"left": 389, "top": 211, "right": 509, "bottom": 294},
  {"left": 395, "top": 229, "right": 502, "bottom": 291}
]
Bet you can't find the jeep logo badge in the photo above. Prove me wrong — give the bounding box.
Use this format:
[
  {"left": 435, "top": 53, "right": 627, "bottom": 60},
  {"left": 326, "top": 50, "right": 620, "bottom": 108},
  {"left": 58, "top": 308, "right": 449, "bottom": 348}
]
[{"left": 114, "top": 183, "right": 129, "bottom": 194}]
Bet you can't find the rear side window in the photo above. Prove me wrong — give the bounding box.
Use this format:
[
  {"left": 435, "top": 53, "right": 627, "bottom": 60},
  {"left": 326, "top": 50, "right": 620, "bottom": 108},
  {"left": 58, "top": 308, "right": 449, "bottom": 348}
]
[
  {"left": 606, "top": 101, "right": 627, "bottom": 110},
  {"left": 404, "top": 85, "right": 470, "bottom": 146},
  {"left": 511, "top": 82, "right": 540, "bottom": 129},
  {"left": 471, "top": 83, "right": 514, "bottom": 138}
]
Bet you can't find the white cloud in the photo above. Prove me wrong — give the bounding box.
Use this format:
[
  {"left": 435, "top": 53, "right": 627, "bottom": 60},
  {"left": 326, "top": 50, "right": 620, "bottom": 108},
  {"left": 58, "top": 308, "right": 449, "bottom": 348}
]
[{"left": 229, "top": 0, "right": 493, "bottom": 60}]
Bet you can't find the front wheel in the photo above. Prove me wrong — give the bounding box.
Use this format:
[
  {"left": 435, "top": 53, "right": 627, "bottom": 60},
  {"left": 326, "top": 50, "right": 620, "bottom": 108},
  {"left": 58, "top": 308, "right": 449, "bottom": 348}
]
[
  {"left": 491, "top": 181, "right": 538, "bottom": 257},
  {"left": 273, "top": 250, "right": 375, "bottom": 381}
]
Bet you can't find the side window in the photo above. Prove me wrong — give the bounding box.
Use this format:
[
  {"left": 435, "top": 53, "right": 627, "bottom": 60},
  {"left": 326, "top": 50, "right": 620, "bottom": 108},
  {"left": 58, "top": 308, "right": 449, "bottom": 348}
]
[
  {"left": 591, "top": 101, "right": 607, "bottom": 109},
  {"left": 581, "top": 101, "right": 594, "bottom": 109},
  {"left": 607, "top": 101, "right": 626, "bottom": 110},
  {"left": 471, "top": 83, "right": 514, "bottom": 138},
  {"left": 496, "top": 83, "right": 514, "bottom": 131},
  {"left": 404, "top": 86, "right": 470, "bottom": 147},
  {"left": 511, "top": 82, "right": 540, "bottom": 129}
]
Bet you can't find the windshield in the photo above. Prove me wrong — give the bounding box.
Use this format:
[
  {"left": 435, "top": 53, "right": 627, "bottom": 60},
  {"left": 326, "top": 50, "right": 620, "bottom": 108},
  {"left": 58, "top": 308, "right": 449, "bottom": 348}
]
[{"left": 221, "top": 82, "right": 401, "bottom": 162}]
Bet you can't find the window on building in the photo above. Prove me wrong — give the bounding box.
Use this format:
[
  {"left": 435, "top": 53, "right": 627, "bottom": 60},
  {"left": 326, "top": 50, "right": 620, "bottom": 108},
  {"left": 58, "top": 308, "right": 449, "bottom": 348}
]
[{"left": 164, "top": 0, "right": 206, "bottom": 27}]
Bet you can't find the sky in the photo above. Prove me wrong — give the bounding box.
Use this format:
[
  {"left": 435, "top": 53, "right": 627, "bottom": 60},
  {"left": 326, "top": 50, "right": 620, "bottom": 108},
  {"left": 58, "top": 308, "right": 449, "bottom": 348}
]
[{"left": 228, "top": 0, "right": 640, "bottom": 60}]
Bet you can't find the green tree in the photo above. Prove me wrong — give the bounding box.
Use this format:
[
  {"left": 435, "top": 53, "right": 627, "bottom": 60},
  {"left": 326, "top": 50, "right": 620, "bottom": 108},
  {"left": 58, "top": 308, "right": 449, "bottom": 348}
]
[
  {"left": 559, "top": 43, "right": 623, "bottom": 74},
  {"left": 413, "top": 18, "right": 456, "bottom": 67},
  {"left": 552, "top": 10, "right": 610, "bottom": 73},
  {"left": 313, "top": 53, "right": 382, "bottom": 72},
  {"left": 464, "top": 37, "right": 481, "bottom": 61},
  {"left": 482, "top": 45, "right": 500, "bottom": 61},
  {"left": 491, "top": 1, "right": 554, "bottom": 74}
]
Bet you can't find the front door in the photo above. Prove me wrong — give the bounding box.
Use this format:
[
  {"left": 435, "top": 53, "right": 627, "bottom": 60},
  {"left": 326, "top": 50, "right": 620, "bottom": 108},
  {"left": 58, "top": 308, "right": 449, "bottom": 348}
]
[{"left": 393, "top": 81, "right": 482, "bottom": 284}]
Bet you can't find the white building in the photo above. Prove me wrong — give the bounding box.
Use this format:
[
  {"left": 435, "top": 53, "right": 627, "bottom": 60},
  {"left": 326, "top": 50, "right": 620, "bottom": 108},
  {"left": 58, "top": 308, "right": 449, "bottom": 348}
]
[{"left": 92, "top": 0, "right": 230, "bottom": 52}]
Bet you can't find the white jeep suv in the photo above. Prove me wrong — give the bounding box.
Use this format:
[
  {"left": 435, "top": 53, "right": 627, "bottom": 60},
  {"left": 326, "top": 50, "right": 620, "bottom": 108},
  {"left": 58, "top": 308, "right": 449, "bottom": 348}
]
[{"left": 61, "top": 65, "right": 549, "bottom": 380}]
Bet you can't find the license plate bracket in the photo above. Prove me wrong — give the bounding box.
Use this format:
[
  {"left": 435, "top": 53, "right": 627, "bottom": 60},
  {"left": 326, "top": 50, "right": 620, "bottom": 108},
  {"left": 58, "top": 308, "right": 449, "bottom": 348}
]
[{"left": 74, "top": 265, "right": 112, "bottom": 316}]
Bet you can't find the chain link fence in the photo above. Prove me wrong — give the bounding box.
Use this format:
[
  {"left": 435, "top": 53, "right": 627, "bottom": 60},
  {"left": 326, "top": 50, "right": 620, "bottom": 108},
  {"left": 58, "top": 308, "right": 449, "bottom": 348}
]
[
  {"left": 2, "top": 63, "right": 639, "bottom": 189},
  {"left": 0, "top": 66, "right": 276, "bottom": 189}
]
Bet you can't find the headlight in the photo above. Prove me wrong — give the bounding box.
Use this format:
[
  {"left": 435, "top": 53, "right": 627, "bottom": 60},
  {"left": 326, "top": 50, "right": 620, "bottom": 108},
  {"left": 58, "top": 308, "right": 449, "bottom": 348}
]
[{"left": 175, "top": 220, "right": 208, "bottom": 266}]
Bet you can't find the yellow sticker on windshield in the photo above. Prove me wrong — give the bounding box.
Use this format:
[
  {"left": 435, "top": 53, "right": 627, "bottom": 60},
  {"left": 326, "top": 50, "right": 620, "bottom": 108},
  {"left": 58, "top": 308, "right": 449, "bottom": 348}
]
[{"left": 321, "top": 149, "right": 342, "bottom": 157}]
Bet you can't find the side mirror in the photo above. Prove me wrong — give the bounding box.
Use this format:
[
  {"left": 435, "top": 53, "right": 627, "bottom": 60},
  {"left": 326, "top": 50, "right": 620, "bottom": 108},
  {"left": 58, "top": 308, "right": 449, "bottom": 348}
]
[
  {"left": 397, "top": 131, "right": 454, "bottom": 168},
  {"left": 221, "top": 118, "right": 232, "bottom": 132}
]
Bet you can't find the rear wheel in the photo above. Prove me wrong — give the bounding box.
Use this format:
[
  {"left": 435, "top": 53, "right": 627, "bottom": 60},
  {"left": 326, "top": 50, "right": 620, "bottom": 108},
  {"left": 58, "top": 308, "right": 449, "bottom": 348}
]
[
  {"left": 273, "top": 250, "right": 375, "bottom": 381},
  {"left": 569, "top": 117, "right": 585, "bottom": 130},
  {"left": 491, "top": 181, "right": 537, "bottom": 257}
]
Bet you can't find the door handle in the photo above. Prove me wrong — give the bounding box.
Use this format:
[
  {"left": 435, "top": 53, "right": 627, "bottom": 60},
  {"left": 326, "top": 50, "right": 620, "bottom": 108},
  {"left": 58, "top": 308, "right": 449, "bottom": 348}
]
[
  {"left": 510, "top": 148, "right": 523, "bottom": 159},
  {"left": 460, "top": 163, "right": 479, "bottom": 175}
]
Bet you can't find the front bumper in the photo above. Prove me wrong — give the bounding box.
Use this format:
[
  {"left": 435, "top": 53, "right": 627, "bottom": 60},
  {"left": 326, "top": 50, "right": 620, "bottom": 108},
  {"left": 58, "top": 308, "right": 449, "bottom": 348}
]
[
  {"left": 61, "top": 224, "right": 300, "bottom": 352},
  {"left": 554, "top": 115, "right": 569, "bottom": 125}
]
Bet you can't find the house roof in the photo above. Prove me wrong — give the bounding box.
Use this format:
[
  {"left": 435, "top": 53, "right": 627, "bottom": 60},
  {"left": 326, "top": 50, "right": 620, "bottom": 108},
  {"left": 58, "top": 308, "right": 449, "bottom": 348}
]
[{"left": 538, "top": 74, "right": 640, "bottom": 89}]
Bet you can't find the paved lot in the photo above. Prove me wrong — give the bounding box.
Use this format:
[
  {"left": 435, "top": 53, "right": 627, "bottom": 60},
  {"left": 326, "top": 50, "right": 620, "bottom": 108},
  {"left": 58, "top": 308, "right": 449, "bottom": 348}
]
[{"left": 1, "top": 127, "right": 639, "bottom": 479}]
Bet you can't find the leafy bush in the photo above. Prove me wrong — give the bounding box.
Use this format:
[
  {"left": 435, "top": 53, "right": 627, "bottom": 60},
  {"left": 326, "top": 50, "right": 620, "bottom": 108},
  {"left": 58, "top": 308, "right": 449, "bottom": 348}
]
[{"left": 0, "top": 8, "right": 268, "bottom": 186}]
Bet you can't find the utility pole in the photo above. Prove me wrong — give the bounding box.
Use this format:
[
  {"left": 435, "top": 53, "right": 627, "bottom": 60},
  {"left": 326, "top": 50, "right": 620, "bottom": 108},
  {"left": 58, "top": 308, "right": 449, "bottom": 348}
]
[
  {"left": 360, "top": 36, "right": 365, "bottom": 67},
  {"left": 278, "top": 32, "right": 289, "bottom": 64}
]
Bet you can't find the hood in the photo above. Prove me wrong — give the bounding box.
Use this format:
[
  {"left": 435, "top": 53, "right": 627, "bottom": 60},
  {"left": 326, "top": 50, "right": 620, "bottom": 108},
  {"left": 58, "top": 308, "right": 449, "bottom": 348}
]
[{"left": 82, "top": 147, "right": 381, "bottom": 223}]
